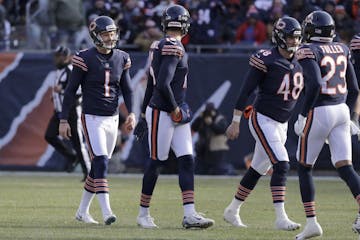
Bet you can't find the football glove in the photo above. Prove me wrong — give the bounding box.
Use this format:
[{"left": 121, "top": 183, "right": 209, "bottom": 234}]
[
  {"left": 294, "top": 114, "right": 307, "bottom": 136},
  {"left": 171, "top": 103, "right": 193, "bottom": 124},
  {"left": 133, "top": 116, "right": 148, "bottom": 141}
]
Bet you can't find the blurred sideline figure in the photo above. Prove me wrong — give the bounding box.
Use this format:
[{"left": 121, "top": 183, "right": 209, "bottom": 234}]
[{"left": 44, "top": 45, "right": 90, "bottom": 181}]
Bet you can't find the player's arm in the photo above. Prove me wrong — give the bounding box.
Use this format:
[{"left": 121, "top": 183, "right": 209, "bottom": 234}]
[
  {"left": 59, "top": 63, "right": 84, "bottom": 139},
  {"left": 120, "top": 57, "right": 136, "bottom": 132},
  {"left": 345, "top": 61, "right": 359, "bottom": 112},
  {"left": 141, "top": 71, "right": 154, "bottom": 117}
]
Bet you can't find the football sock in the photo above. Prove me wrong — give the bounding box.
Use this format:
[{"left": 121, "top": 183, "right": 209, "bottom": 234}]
[
  {"left": 78, "top": 189, "right": 95, "bottom": 214},
  {"left": 228, "top": 197, "right": 243, "bottom": 211},
  {"left": 97, "top": 193, "right": 113, "bottom": 217},
  {"left": 139, "top": 206, "right": 150, "bottom": 217},
  {"left": 141, "top": 159, "right": 161, "bottom": 196},
  {"left": 183, "top": 203, "right": 196, "bottom": 217},
  {"left": 178, "top": 155, "right": 195, "bottom": 193},
  {"left": 235, "top": 167, "right": 261, "bottom": 202},
  {"left": 298, "top": 163, "right": 316, "bottom": 218},
  {"left": 337, "top": 165, "right": 360, "bottom": 199},
  {"left": 270, "top": 161, "right": 289, "bottom": 205},
  {"left": 274, "top": 202, "right": 288, "bottom": 220}
]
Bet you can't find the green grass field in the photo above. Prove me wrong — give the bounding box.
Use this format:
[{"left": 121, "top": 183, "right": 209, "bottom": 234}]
[{"left": 0, "top": 173, "right": 358, "bottom": 240}]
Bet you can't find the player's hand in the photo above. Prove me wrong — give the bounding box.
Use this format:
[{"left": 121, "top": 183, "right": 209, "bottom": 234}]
[
  {"left": 294, "top": 114, "right": 307, "bottom": 136},
  {"left": 59, "top": 120, "right": 71, "bottom": 140},
  {"left": 351, "top": 112, "right": 360, "bottom": 140},
  {"left": 171, "top": 107, "right": 182, "bottom": 122},
  {"left": 124, "top": 113, "right": 136, "bottom": 132},
  {"left": 133, "top": 116, "right": 147, "bottom": 141},
  {"left": 226, "top": 122, "right": 240, "bottom": 140}
]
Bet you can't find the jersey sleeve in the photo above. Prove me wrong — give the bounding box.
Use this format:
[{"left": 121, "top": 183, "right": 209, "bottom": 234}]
[
  {"left": 60, "top": 52, "right": 86, "bottom": 120},
  {"left": 157, "top": 39, "right": 183, "bottom": 111}
]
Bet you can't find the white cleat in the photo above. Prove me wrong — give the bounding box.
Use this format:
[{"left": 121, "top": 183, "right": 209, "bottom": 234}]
[
  {"left": 352, "top": 213, "right": 360, "bottom": 234},
  {"left": 223, "top": 207, "right": 247, "bottom": 227},
  {"left": 295, "top": 221, "right": 323, "bottom": 240},
  {"left": 137, "top": 215, "right": 158, "bottom": 229},
  {"left": 75, "top": 211, "right": 99, "bottom": 224},
  {"left": 275, "top": 218, "right": 301, "bottom": 231},
  {"left": 104, "top": 214, "right": 117, "bottom": 225},
  {"left": 182, "top": 212, "right": 215, "bottom": 229}
]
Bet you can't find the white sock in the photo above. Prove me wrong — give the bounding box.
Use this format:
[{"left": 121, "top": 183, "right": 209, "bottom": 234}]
[
  {"left": 97, "top": 193, "right": 112, "bottom": 217},
  {"left": 306, "top": 216, "right": 318, "bottom": 224},
  {"left": 139, "top": 206, "right": 150, "bottom": 217},
  {"left": 78, "top": 190, "right": 95, "bottom": 214},
  {"left": 184, "top": 203, "right": 196, "bottom": 217},
  {"left": 274, "top": 202, "right": 288, "bottom": 220},
  {"left": 228, "top": 198, "right": 243, "bottom": 211}
]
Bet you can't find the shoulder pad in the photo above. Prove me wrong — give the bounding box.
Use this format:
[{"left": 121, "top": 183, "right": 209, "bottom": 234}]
[
  {"left": 350, "top": 35, "right": 360, "bottom": 51},
  {"left": 72, "top": 51, "right": 88, "bottom": 72},
  {"left": 161, "top": 38, "right": 184, "bottom": 57},
  {"left": 249, "top": 49, "right": 271, "bottom": 73},
  {"left": 296, "top": 45, "right": 315, "bottom": 60}
]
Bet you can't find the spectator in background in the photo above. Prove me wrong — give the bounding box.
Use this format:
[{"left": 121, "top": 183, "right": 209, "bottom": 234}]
[
  {"left": 85, "top": 0, "right": 110, "bottom": 24},
  {"left": 234, "top": 6, "right": 267, "bottom": 46},
  {"left": 134, "top": 18, "right": 162, "bottom": 51},
  {"left": 48, "top": 0, "right": 87, "bottom": 49},
  {"left": 334, "top": 5, "right": 355, "bottom": 43},
  {"left": 0, "top": 1, "right": 10, "bottom": 50},
  {"left": 191, "top": 103, "right": 231, "bottom": 175}
]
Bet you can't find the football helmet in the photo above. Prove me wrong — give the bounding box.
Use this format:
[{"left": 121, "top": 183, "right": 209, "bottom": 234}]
[
  {"left": 89, "top": 16, "right": 119, "bottom": 49},
  {"left": 161, "top": 4, "right": 191, "bottom": 35},
  {"left": 272, "top": 16, "right": 302, "bottom": 53},
  {"left": 302, "top": 10, "right": 335, "bottom": 43}
]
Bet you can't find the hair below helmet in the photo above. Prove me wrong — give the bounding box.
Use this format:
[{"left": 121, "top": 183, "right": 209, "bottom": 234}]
[
  {"left": 161, "top": 4, "right": 191, "bottom": 35},
  {"left": 302, "top": 10, "right": 335, "bottom": 43},
  {"left": 89, "top": 16, "right": 119, "bottom": 49},
  {"left": 272, "top": 16, "right": 302, "bottom": 53}
]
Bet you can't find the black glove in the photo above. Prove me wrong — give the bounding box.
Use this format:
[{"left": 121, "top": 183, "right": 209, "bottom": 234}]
[{"left": 133, "top": 116, "right": 148, "bottom": 141}]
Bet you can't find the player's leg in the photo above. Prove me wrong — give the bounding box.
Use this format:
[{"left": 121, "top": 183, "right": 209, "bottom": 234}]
[
  {"left": 137, "top": 108, "right": 173, "bottom": 228},
  {"left": 296, "top": 109, "right": 326, "bottom": 239},
  {"left": 172, "top": 122, "right": 214, "bottom": 229},
  {"left": 45, "top": 112, "right": 77, "bottom": 171},
  {"left": 328, "top": 105, "right": 360, "bottom": 234}
]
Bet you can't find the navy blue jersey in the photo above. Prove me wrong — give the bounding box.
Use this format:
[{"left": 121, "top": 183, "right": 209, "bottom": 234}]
[
  {"left": 296, "top": 42, "right": 358, "bottom": 115},
  {"left": 148, "top": 37, "right": 188, "bottom": 112},
  {"left": 61, "top": 47, "right": 133, "bottom": 119},
  {"left": 235, "top": 47, "right": 303, "bottom": 123},
  {"left": 350, "top": 33, "right": 360, "bottom": 84}
]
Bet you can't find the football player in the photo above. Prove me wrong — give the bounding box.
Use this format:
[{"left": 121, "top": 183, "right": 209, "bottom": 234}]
[
  {"left": 224, "top": 16, "right": 303, "bottom": 231},
  {"left": 59, "top": 16, "right": 136, "bottom": 225},
  {"left": 135, "top": 4, "right": 215, "bottom": 229},
  {"left": 294, "top": 11, "right": 360, "bottom": 239}
]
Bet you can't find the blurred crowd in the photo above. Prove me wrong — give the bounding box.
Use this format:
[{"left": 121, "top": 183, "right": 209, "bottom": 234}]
[{"left": 0, "top": 0, "right": 359, "bottom": 51}]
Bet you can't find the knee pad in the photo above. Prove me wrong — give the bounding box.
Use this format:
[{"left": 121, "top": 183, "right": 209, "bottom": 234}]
[
  {"left": 178, "top": 155, "right": 194, "bottom": 172},
  {"left": 273, "top": 161, "right": 290, "bottom": 175},
  {"left": 92, "top": 155, "right": 108, "bottom": 179},
  {"left": 271, "top": 161, "right": 290, "bottom": 187}
]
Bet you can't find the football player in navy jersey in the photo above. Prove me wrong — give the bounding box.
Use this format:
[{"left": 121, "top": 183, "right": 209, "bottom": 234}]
[
  {"left": 135, "top": 5, "right": 214, "bottom": 229},
  {"left": 224, "top": 16, "right": 303, "bottom": 231},
  {"left": 59, "top": 16, "right": 136, "bottom": 225},
  {"left": 350, "top": 33, "right": 360, "bottom": 136},
  {"left": 294, "top": 11, "right": 360, "bottom": 239}
]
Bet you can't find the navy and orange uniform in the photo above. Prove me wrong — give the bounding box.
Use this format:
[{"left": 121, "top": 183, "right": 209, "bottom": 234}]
[
  {"left": 147, "top": 37, "right": 188, "bottom": 112},
  {"left": 234, "top": 47, "right": 303, "bottom": 123},
  {"left": 61, "top": 47, "right": 133, "bottom": 119},
  {"left": 350, "top": 33, "right": 360, "bottom": 84},
  {"left": 296, "top": 42, "right": 359, "bottom": 115}
]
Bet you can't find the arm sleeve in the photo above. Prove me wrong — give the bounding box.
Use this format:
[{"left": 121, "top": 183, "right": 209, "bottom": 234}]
[
  {"left": 141, "top": 71, "right": 154, "bottom": 115},
  {"left": 346, "top": 61, "right": 359, "bottom": 111},
  {"left": 157, "top": 55, "right": 179, "bottom": 111},
  {"left": 60, "top": 66, "right": 84, "bottom": 120},
  {"left": 299, "top": 59, "right": 322, "bottom": 116},
  {"left": 120, "top": 68, "right": 133, "bottom": 113},
  {"left": 234, "top": 67, "right": 264, "bottom": 111}
]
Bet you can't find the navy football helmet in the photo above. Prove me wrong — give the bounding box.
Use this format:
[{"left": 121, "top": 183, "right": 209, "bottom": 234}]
[
  {"left": 272, "top": 16, "right": 302, "bottom": 53},
  {"left": 302, "top": 10, "right": 335, "bottom": 43},
  {"left": 89, "top": 16, "right": 119, "bottom": 49},
  {"left": 161, "top": 4, "right": 191, "bottom": 35}
]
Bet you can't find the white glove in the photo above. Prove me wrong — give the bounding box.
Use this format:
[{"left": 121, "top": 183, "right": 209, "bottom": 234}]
[
  {"left": 294, "top": 114, "right": 307, "bottom": 136},
  {"left": 350, "top": 120, "right": 360, "bottom": 135}
]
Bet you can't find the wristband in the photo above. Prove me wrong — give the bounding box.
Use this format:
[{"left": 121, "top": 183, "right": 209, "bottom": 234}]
[
  {"left": 59, "top": 119, "right": 68, "bottom": 124},
  {"left": 232, "top": 115, "right": 241, "bottom": 123}
]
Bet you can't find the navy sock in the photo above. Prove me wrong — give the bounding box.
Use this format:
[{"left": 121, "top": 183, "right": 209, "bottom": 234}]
[
  {"left": 270, "top": 161, "right": 289, "bottom": 203},
  {"left": 337, "top": 165, "right": 360, "bottom": 198},
  {"left": 178, "top": 155, "right": 195, "bottom": 192}
]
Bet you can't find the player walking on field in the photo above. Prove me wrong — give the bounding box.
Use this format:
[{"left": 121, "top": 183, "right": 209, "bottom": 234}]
[
  {"left": 59, "top": 16, "right": 136, "bottom": 225},
  {"left": 294, "top": 11, "right": 360, "bottom": 239},
  {"left": 134, "top": 4, "right": 214, "bottom": 229},
  {"left": 224, "top": 16, "right": 303, "bottom": 231}
]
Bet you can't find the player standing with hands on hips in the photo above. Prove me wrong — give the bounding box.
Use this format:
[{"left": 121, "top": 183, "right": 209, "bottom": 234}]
[
  {"left": 294, "top": 11, "right": 360, "bottom": 239},
  {"left": 224, "top": 16, "right": 303, "bottom": 231},
  {"left": 59, "top": 16, "right": 136, "bottom": 225},
  {"left": 133, "top": 4, "right": 215, "bottom": 229}
]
